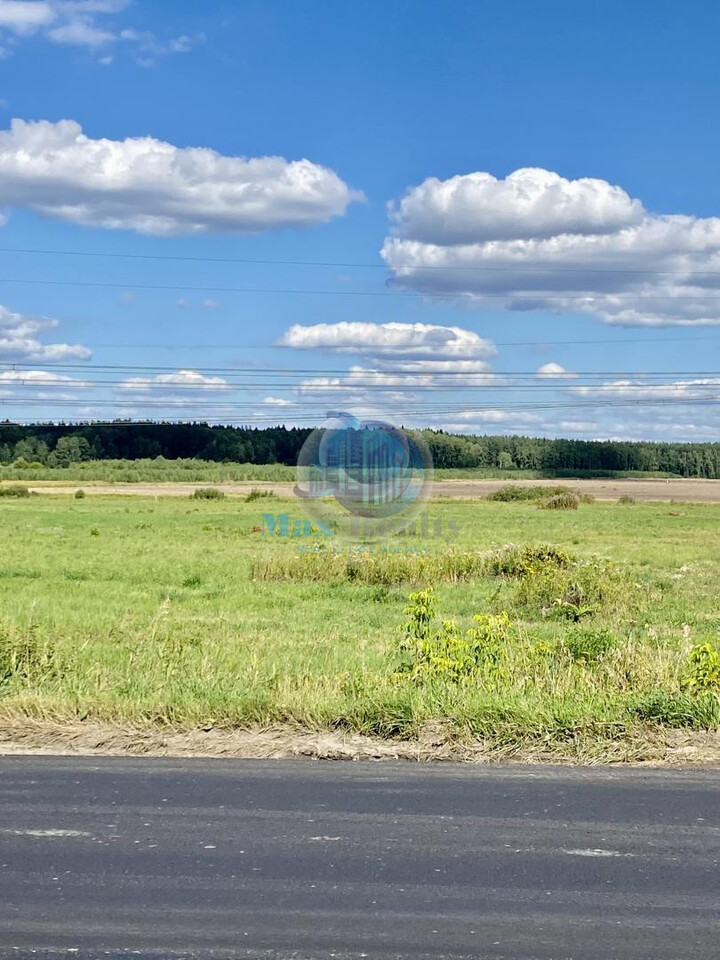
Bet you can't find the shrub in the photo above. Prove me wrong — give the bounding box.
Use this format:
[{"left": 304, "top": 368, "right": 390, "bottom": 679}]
[
  {"left": 74, "top": 489, "right": 86, "bottom": 499},
  {"left": 683, "top": 642, "right": 720, "bottom": 691},
  {"left": 513, "top": 557, "right": 631, "bottom": 622},
  {"left": 486, "top": 543, "right": 575, "bottom": 578},
  {"left": 0, "top": 485, "right": 31, "bottom": 498},
  {"left": 540, "top": 492, "right": 579, "bottom": 510},
  {"left": 618, "top": 495, "right": 636, "bottom": 505},
  {"left": 396, "top": 589, "right": 511, "bottom": 683},
  {"left": 486, "top": 485, "right": 571, "bottom": 502},
  {"left": 245, "top": 488, "right": 276, "bottom": 502},
  {"left": 190, "top": 487, "right": 225, "bottom": 500}
]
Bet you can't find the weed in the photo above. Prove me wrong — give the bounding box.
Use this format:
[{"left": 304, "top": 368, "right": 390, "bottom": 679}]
[
  {"left": 74, "top": 489, "right": 86, "bottom": 499},
  {"left": 245, "top": 488, "right": 277, "bottom": 502},
  {"left": 565, "top": 627, "right": 617, "bottom": 662}
]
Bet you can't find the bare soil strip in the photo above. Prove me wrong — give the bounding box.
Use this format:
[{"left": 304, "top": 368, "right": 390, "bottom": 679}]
[
  {"left": 1, "top": 719, "right": 720, "bottom": 766},
  {"left": 17, "top": 477, "right": 720, "bottom": 502}
]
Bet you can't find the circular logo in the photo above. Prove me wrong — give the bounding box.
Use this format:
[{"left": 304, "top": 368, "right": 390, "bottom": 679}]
[{"left": 295, "top": 411, "right": 433, "bottom": 541}]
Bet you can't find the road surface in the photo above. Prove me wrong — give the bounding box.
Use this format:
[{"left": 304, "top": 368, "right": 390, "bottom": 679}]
[{"left": 0, "top": 757, "right": 718, "bottom": 959}]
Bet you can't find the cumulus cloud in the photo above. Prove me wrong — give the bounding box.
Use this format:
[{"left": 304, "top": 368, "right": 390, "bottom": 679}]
[
  {"left": 537, "top": 362, "right": 577, "bottom": 379},
  {"left": 279, "top": 321, "right": 496, "bottom": 360},
  {"left": 382, "top": 167, "right": 720, "bottom": 327},
  {"left": 260, "top": 396, "right": 297, "bottom": 407},
  {"left": 0, "top": 302, "right": 91, "bottom": 361},
  {"left": 0, "top": 118, "right": 361, "bottom": 235}
]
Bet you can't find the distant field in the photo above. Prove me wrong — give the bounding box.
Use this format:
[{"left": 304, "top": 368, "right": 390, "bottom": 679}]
[
  {"left": 1, "top": 491, "right": 719, "bottom": 760},
  {"left": 0, "top": 458, "right": 681, "bottom": 485},
  {"left": 12, "top": 476, "right": 720, "bottom": 503}
]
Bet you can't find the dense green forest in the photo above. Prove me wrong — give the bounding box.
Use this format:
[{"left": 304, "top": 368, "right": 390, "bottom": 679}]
[{"left": 0, "top": 421, "right": 719, "bottom": 477}]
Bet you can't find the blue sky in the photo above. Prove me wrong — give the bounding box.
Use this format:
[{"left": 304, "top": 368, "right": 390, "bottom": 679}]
[{"left": 1, "top": 0, "right": 720, "bottom": 440}]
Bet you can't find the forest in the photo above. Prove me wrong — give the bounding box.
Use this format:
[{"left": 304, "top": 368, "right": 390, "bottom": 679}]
[{"left": 0, "top": 421, "right": 718, "bottom": 477}]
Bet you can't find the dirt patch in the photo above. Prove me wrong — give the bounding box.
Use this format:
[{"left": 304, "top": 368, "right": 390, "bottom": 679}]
[
  {"left": 18, "top": 477, "right": 720, "bottom": 503},
  {"left": 1, "top": 720, "right": 720, "bottom": 766}
]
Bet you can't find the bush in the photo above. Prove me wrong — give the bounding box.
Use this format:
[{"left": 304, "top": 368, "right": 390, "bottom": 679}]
[
  {"left": 683, "top": 642, "right": 720, "bottom": 691},
  {"left": 74, "top": 489, "right": 86, "bottom": 499},
  {"left": 486, "top": 485, "right": 571, "bottom": 502},
  {"left": 513, "top": 557, "right": 632, "bottom": 622},
  {"left": 540, "top": 492, "right": 579, "bottom": 510},
  {"left": 395, "top": 589, "right": 511, "bottom": 683},
  {"left": 0, "top": 485, "right": 31, "bottom": 498},
  {"left": 190, "top": 487, "right": 225, "bottom": 500},
  {"left": 245, "top": 488, "right": 276, "bottom": 502},
  {"left": 618, "top": 495, "right": 636, "bottom": 505},
  {"left": 486, "top": 543, "right": 575, "bottom": 578}
]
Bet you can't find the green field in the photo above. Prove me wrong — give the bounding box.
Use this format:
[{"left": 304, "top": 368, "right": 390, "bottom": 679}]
[{"left": 1, "top": 490, "right": 719, "bottom": 759}]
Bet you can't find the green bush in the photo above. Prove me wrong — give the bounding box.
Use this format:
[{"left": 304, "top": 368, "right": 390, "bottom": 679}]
[
  {"left": 74, "top": 489, "right": 86, "bottom": 499},
  {"left": 486, "top": 543, "right": 575, "bottom": 578},
  {"left": 190, "top": 487, "right": 225, "bottom": 500},
  {"left": 513, "top": 557, "right": 631, "bottom": 622},
  {"left": 486, "top": 485, "right": 570, "bottom": 502},
  {"left": 0, "top": 485, "right": 31, "bottom": 498},
  {"left": 683, "top": 642, "right": 720, "bottom": 691},
  {"left": 618, "top": 495, "right": 636, "bottom": 505},
  {"left": 396, "top": 589, "right": 511, "bottom": 683},
  {"left": 540, "top": 491, "right": 579, "bottom": 510}
]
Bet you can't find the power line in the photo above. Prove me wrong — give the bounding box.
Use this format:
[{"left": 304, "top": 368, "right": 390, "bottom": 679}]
[
  {"left": 4, "top": 275, "right": 720, "bottom": 301},
  {"left": 5, "top": 245, "right": 720, "bottom": 278}
]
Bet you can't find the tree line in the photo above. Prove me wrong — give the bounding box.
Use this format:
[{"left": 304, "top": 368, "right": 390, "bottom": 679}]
[{"left": 0, "top": 421, "right": 718, "bottom": 477}]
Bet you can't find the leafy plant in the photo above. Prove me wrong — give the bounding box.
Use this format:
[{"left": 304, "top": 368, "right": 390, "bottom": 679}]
[
  {"left": 396, "top": 589, "right": 510, "bottom": 683},
  {"left": 74, "top": 488, "right": 86, "bottom": 499},
  {"left": 683, "top": 642, "right": 720, "bottom": 691}
]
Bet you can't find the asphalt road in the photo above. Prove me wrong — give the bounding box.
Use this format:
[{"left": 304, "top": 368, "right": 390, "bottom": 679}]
[{"left": 0, "top": 758, "right": 719, "bottom": 960}]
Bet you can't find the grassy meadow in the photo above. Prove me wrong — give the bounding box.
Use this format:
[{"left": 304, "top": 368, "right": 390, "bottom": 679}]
[{"left": 1, "top": 488, "right": 719, "bottom": 758}]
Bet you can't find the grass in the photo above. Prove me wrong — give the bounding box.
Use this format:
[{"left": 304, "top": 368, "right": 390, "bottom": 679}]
[{"left": 0, "top": 492, "right": 719, "bottom": 757}]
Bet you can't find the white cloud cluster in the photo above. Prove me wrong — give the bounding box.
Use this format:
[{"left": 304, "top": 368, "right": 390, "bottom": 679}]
[
  {"left": 0, "top": 302, "right": 90, "bottom": 361},
  {"left": 0, "top": 1, "right": 203, "bottom": 63},
  {"left": 120, "top": 370, "right": 229, "bottom": 392},
  {"left": 382, "top": 167, "right": 720, "bottom": 327},
  {"left": 0, "top": 119, "right": 361, "bottom": 236},
  {"left": 279, "top": 321, "right": 496, "bottom": 360},
  {"left": 571, "top": 378, "right": 720, "bottom": 400}
]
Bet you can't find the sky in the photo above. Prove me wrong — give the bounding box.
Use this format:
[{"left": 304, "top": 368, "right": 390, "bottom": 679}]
[{"left": 1, "top": 0, "right": 720, "bottom": 441}]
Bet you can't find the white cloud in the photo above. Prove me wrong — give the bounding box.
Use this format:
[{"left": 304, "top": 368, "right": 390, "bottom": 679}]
[
  {"left": 537, "top": 362, "right": 577, "bottom": 379},
  {"left": 0, "top": 2, "right": 203, "bottom": 62},
  {"left": 201, "top": 298, "right": 220, "bottom": 310},
  {"left": 0, "top": 302, "right": 91, "bottom": 361},
  {"left": 0, "top": 118, "right": 361, "bottom": 236},
  {"left": 0, "top": 369, "right": 85, "bottom": 384},
  {"left": 571, "top": 377, "right": 720, "bottom": 400},
  {"left": 261, "top": 396, "right": 297, "bottom": 407},
  {"left": 279, "top": 321, "right": 496, "bottom": 359},
  {"left": 120, "top": 369, "right": 229, "bottom": 392},
  {"left": 382, "top": 167, "right": 720, "bottom": 327}
]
